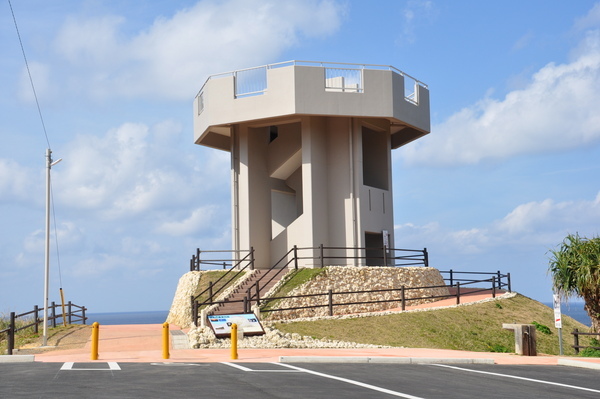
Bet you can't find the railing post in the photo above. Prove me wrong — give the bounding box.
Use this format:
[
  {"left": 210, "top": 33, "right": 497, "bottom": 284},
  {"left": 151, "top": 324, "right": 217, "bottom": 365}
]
[
  {"left": 255, "top": 282, "right": 261, "bottom": 306},
  {"left": 243, "top": 296, "right": 248, "bottom": 313},
  {"left": 383, "top": 246, "right": 387, "bottom": 266},
  {"left": 82, "top": 307, "right": 87, "bottom": 325},
  {"left": 51, "top": 301, "right": 56, "bottom": 328},
  {"left": 190, "top": 255, "right": 195, "bottom": 272},
  {"left": 191, "top": 296, "right": 198, "bottom": 327},
  {"left": 328, "top": 289, "right": 333, "bottom": 316},
  {"left": 401, "top": 286, "right": 406, "bottom": 311},
  {"left": 423, "top": 248, "right": 429, "bottom": 267},
  {"left": 197, "top": 248, "right": 201, "bottom": 270},
  {"left": 507, "top": 273, "right": 512, "bottom": 292},
  {"left": 222, "top": 262, "right": 226, "bottom": 270},
  {"left": 320, "top": 244, "right": 324, "bottom": 268},
  {"left": 68, "top": 301, "right": 72, "bottom": 324},
  {"left": 449, "top": 269, "right": 454, "bottom": 286},
  {"left": 573, "top": 328, "right": 580, "bottom": 355},
  {"left": 456, "top": 282, "right": 461, "bottom": 305},
  {"left": 8, "top": 312, "right": 15, "bottom": 355},
  {"left": 250, "top": 247, "right": 255, "bottom": 270},
  {"left": 492, "top": 277, "right": 496, "bottom": 298},
  {"left": 33, "top": 305, "right": 39, "bottom": 334},
  {"left": 208, "top": 281, "right": 214, "bottom": 303},
  {"left": 294, "top": 245, "right": 298, "bottom": 270}
]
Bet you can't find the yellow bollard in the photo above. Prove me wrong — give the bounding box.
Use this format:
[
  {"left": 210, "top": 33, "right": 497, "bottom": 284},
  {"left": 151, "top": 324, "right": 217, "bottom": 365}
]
[
  {"left": 162, "top": 322, "right": 170, "bottom": 360},
  {"left": 231, "top": 323, "right": 238, "bottom": 360},
  {"left": 91, "top": 322, "right": 99, "bottom": 360}
]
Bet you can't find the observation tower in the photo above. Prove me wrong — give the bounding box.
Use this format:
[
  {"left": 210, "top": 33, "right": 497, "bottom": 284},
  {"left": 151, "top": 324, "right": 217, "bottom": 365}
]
[{"left": 193, "top": 61, "right": 430, "bottom": 268}]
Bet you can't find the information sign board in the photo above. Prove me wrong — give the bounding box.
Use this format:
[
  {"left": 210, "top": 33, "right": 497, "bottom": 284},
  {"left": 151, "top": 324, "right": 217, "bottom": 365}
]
[{"left": 207, "top": 313, "right": 265, "bottom": 338}]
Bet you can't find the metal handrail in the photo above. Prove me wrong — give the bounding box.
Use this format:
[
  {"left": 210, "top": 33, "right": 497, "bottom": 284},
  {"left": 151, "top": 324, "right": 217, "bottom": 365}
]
[
  {"left": 195, "top": 60, "right": 428, "bottom": 98},
  {"left": 192, "top": 248, "right": 255, "bottom": 303},
  {"left": 259, "top": 274, "right": 510, "bottom": 317}
]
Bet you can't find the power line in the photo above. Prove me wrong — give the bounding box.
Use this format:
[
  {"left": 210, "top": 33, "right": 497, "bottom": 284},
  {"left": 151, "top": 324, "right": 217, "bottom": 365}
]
[
  {"left": 50, "top": 181, "right": 64, "bottom": 289},
  {"left": 10, "top": 0, "right": 65, "bottom": 295},
  {"left": 8, "top": 0, "right": 51, "bottom": 149}
]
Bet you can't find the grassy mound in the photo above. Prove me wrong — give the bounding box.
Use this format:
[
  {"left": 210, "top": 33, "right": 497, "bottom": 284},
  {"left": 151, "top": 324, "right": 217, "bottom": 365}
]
[{"left": 273, "top": 294, "right": 592, "bottom": 356}]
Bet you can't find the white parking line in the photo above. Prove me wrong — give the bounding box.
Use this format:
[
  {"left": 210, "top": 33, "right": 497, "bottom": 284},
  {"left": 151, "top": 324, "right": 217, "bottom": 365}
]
[
  {"left": 221, "top": 362, "right": 302, "bottom": 372},
  {"left": 60, "top": 362, "right": 121, "bottom": 371},
  {"left": 432, "top": 364, "right": 600, "bottom": 394},
  {"left": 278, "top": 363, "right": 425, "bottom": 399}
]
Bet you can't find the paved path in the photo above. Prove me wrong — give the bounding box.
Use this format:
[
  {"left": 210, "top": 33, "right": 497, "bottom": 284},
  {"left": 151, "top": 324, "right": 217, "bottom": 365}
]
[{"left": 12, "top": 290, "right": 600, "bottom": 368}]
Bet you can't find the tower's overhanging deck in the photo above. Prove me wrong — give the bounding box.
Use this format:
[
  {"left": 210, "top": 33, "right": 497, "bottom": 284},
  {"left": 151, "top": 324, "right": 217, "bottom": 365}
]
[{"left": 194, "top": 61, "right": 430, "bottom": 151}]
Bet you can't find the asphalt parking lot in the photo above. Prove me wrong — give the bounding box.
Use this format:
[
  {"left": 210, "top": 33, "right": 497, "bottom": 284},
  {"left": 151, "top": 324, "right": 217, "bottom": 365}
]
[{"left": 2, "top": 362, "right": 600, "bottom": 398}]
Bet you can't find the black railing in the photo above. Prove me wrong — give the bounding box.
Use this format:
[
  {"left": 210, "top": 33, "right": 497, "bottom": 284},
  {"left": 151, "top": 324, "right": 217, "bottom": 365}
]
[
  {"left": 193, "top": 266, "right": 511, "bottom": 324},
  {"left": 259, "top": 272, "right": 510, "bottom": 317},
  {"left": 190, "top": 248, "right": 254, "bottom": 271},
  {"left": 191, "top": 248, "right": 255, "bottom": 325},
  {"left": 440, "top": 270, "right": 511, "bottom": 293},
  {"left": 189, "top": 245, "right": 428, "bottom": 272},
  {"left": 571, "top": 329, "right": 600, "bottom": 354},
  {"left": 1, "top": 302, "right": 87, "bottom": 355}
]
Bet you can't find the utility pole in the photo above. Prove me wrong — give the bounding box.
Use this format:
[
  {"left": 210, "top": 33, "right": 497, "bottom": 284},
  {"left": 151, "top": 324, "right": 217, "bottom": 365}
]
[{"left": 43, "top": 149, "right": 61, "bottom": 346}]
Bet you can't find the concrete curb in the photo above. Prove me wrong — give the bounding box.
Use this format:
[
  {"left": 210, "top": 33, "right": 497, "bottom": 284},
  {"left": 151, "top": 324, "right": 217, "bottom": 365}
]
[
  {"left": 0, "top": 355, "right": 35, "bottom": 363},
  {"left": 279, "top": 356, "right": 495, "bottom": 364},
  {"left": 558, "top": 358, "right": 600, "bottom": 370}
]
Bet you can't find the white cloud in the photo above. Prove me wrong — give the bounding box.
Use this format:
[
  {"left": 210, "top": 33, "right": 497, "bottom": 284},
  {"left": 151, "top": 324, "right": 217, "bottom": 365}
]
[
  {"left": 574, "top": 2, "right": 600, "bottom": 31},
  {"left": 0, "top": 158, "right": 37, "bottom": 202},
  {"left": 397, "top": 0, "right": 437, "bottom": 46},
  {"left": 56, "top": 120, "right": 229, "bottom": 219},
  {"left": 157, "top": 205, "right": 218, "bottom": 236},
  {"left": 399, "top": 29, "right": 600, "bottom": 166},
  {"left": 52, "top": 0, "right": 344, "bottom": 100},
  {"left": 395, "top": 192, "right": 600, "bottom": 255},
  {"left": 17, "top": 61, "right": 55, "bottom": 104}
]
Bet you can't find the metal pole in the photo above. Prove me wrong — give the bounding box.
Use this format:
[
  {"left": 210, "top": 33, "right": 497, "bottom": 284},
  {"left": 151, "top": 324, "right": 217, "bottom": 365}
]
[
  {"left": 558, "top": 327, "right": 564, "bottom": 356},
  {"left": 231, "top": 323, "right": 238, "bottom": 360},
  {"left": 43, "top": 149, "right": 51, "bottom": 346},
  {"left": 401, "top": 286, "right": 406, "bottom": 311},
  {"left": 162, "top": 322, "right": 170, "bottom": 359},
  {"left": 8, "top": 312, "right": 15, "bottom": 355},
  {"left": 91, "top": 322, "right": 99, "bottom": 360},
  {"left": 42, "top": 149, "right": 61, "bottom": 347}
]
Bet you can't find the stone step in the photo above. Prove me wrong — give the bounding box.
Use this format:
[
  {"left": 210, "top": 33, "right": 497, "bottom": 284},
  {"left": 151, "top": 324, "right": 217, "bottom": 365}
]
[{"left": 208, "top": 268, "right": 287, "bottom": 315}]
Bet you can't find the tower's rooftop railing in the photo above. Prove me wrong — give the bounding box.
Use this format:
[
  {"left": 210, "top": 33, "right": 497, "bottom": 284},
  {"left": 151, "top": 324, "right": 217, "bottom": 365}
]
[{"left": 196, "top": 60, "right": 428, "bottom": 113}]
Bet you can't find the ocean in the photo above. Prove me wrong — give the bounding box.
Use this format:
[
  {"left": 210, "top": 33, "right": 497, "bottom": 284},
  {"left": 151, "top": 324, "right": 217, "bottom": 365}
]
[
  {"left": 543, "top": 302, "right": 591, "bottom": 327},
  {"left": 85, "top": 310, "right": 169, "bottom": 325},
  {"left": 85, "top": 303, "right": 592, "bottom": 327}
]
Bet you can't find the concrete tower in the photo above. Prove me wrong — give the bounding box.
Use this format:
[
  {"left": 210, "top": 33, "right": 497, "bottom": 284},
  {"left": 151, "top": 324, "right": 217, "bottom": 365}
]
[{"left": 194, "top": 61, "right": 430, "bottom": 268}]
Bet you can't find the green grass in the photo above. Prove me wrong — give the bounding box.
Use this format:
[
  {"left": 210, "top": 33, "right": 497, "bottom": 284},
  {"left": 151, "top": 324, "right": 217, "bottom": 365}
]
[
  {"left": 260, "top": 268, "right": 326, "bottom": 312},
  {"left": 272, "top": 294, "right": 593, "bottom": 356},
  {"left": 194, "top": 270, "right": 245, "bottom": 310},
  {"left": 0, "top": 315, "right": 38, "bottom": 354}
]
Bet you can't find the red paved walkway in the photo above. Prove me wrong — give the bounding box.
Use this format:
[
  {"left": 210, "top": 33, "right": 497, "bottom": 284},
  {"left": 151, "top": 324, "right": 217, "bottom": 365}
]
[{"left": 30, "top": 291, "right": 600, "bottom": 367}]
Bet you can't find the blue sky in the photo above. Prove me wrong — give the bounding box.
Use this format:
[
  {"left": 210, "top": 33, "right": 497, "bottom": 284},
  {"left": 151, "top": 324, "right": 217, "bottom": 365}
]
[{"left": 1, "top": 0, "right": 599, "bottom": 313}]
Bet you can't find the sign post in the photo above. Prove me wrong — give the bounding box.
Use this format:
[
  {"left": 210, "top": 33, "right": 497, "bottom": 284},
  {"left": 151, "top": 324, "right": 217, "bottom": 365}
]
[{"left": 553, "top": 293, "right": 563, "bottom": 356}]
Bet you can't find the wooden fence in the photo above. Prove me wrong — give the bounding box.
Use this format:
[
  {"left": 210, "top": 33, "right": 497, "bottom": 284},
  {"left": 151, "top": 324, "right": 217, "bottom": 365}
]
[
  {"left": 193, "top": 270, "right": 510, "bottom": 325},
  {"left": 1, "top": 302, "right": 87, "bottom": 355},
  {"left": 571, "top": 328, "right": 600, "bottom": 354}
]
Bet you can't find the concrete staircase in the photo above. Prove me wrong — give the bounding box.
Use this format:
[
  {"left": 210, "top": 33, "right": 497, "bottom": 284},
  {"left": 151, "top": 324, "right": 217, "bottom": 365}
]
[{"left": 209, "top": 268, "right": 288, "bottom": 315}]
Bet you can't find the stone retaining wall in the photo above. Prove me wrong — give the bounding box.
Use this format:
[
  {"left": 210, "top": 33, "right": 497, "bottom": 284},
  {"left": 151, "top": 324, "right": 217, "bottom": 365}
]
[
  {"left": 263, "top": 266, "right": 449, "bottom": 321},
  {"left": 166, "top": 270, "right": 253, "bottom": 328}
]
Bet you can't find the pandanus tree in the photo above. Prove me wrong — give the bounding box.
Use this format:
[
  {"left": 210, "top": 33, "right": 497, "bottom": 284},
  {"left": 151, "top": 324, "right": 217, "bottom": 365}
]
[{"left": 548, "top": 234, "right": 600, "bottom": 332}]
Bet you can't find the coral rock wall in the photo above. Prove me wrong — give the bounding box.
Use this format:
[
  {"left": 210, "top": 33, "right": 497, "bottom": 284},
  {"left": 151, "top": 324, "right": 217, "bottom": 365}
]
[{"left": 264, "top": 266, "right": 449, "bottom": 321}]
